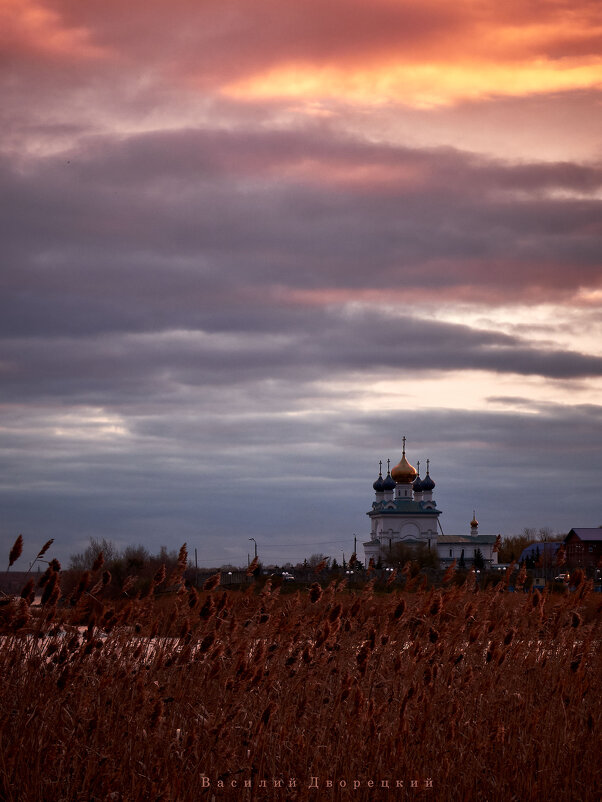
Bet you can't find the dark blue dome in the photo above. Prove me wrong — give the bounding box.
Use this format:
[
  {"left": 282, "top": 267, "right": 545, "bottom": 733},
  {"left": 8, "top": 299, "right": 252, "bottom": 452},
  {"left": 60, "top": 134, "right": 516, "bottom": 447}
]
[
  {"left": 421, "top": 473, "right": 435, "bottom": 491},
  {"left": 413, "top": 475, "right": 424, "bottom": 492},
  {"left": 373, "top": 474, "right": 384, "bottom": 492},
  {"left": 382, "top": 473, "right": 396, "bottom": 491}
]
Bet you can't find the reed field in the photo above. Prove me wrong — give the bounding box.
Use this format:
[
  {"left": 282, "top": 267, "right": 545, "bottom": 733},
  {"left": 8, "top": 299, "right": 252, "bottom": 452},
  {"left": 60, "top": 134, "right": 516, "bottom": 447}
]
[{"left": 0, "top": 543, "right": 600, "bottom": 801}]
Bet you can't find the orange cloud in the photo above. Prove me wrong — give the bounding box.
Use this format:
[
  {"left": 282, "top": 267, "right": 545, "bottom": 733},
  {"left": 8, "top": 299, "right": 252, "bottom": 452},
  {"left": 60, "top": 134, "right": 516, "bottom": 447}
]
[
  {"left": 207, "top": 0, "right": 602, "bottom": 107},
  {"left": 219, "top": 1, "right": 602, "bottom": 108},
  {"left": 4, "top": 0, "right": 601, "bottom": 107},
  {"left": 222, "top": 57, "right": 602, "bottom": 108}
]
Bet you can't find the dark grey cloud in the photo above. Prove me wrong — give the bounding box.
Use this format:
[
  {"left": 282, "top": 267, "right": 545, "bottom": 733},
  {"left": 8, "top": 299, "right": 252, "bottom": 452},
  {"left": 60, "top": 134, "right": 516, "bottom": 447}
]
[
  {"left": 2, "top": 307, "right": 602, "bottom": 414},
  {"left": 2, "top": 0, "right": 602, "bottom": 579},
  {"left": 1, "top": 128, "right": 601, "bottom": 351},
  {"left": 1, "top": 95, "right": 601, "bottom": 570},
  {"left": 2, "top": 401, "right": 601, "bottom": 568}
]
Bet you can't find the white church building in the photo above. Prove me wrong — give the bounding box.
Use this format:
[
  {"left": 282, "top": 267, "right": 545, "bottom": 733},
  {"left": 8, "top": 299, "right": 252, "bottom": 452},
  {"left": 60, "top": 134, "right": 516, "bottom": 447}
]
[{"left": 363, "top": 438, "right": 499, "bottom": 568}]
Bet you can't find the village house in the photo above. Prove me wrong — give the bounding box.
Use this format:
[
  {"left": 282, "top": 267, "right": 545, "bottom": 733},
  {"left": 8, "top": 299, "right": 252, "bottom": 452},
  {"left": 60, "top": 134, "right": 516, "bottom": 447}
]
[{"left": 564, "top": 528, "right": 602, "bottom": 578}]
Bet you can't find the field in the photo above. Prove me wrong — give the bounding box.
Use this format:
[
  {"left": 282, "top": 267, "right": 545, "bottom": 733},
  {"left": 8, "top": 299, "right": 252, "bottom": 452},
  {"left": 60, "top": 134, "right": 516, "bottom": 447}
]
[{"left": 0, "top": 562, "right": 600, "bottom": 801}]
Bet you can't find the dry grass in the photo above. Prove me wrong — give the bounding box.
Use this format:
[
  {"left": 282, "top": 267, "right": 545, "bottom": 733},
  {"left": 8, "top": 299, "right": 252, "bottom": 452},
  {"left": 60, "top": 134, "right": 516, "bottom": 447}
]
[{"left": 0, "top": 558, "right": 600, "bottom": 801}]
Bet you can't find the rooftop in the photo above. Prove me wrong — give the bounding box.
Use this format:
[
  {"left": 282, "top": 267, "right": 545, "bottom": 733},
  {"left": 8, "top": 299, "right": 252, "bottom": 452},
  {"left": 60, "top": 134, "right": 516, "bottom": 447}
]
[{"left": 567, "top": 528, "right": 602, "bottom": 542}]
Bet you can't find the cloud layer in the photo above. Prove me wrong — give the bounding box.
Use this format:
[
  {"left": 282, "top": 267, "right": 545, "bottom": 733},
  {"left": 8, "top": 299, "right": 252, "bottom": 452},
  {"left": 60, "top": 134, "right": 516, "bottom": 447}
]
[{"left": 1, "top": 0, "right": 601, "bottom": 567}]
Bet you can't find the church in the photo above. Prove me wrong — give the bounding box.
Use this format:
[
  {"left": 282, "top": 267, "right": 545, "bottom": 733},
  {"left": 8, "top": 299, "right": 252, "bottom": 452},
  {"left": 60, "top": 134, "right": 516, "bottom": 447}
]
[{"left": 363, "top": 438, "right": 499, "bottom": 568}]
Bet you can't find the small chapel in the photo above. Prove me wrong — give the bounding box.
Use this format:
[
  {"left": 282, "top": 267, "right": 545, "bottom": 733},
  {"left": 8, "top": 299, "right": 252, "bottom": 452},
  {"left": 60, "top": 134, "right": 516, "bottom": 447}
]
[{"left": 363, "top": 438, "right": 499, "bottom": 568}]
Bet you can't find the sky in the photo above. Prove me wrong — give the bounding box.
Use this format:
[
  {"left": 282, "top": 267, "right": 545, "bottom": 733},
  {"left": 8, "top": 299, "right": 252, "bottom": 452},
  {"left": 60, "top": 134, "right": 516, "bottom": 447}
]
[{"left": 1, "top": 0, "right": 601, "bottom": 570}]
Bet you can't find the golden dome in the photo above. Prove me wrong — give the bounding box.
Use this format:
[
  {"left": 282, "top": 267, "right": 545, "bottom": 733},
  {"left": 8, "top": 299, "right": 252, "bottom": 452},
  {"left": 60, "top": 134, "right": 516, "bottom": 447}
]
[
  {"left": 471, "top": 511, "right": 479, "bottom": 527},
  {"left": 390, "top": 438, "right": 417, "bottom": 484}
]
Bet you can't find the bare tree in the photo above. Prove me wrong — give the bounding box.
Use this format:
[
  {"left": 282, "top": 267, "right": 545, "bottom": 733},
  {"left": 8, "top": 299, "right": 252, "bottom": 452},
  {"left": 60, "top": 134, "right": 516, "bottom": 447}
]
[
  {"left": 308, "top": 553, "right": 330, "bottom": 569},
  {"left": 69, "top": 537, "right": 120, "bottom": 571}
]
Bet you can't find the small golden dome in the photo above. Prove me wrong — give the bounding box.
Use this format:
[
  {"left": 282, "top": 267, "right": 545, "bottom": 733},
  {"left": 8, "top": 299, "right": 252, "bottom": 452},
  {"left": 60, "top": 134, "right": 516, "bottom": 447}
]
[
  {"left": 390, "top": 438, "right": 417, "bottom": 484},
  {"left": 471, "top": 511, "right": 478, "bottom": 528}
]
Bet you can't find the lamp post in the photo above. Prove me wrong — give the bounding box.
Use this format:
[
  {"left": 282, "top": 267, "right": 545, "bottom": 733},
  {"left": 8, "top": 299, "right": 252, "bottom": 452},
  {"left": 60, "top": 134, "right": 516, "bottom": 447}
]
[{"left": 249, "top": 537, "right": 257, "bottom": 559}]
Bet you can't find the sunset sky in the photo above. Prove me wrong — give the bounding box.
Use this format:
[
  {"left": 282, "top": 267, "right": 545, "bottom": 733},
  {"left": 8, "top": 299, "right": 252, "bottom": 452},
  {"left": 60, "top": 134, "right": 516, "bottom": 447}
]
[{"left": 2, "top": 0, "right": 601, "bottom": 568}]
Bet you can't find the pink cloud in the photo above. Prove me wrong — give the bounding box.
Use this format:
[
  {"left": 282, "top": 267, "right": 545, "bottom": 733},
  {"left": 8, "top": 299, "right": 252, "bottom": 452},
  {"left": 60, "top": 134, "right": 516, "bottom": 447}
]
[
  {"left": 1, "top": 0, "right": 107, "bottom": 61},
  {"left": 7, "top": 0, "right": 600, "bottom": 98}
]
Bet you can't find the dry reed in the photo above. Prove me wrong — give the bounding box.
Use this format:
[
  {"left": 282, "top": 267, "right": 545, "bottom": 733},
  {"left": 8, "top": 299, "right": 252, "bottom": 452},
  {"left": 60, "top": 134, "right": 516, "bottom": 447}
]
[{"left": 0, "top": 541, "right": 600, "bottom": 801}]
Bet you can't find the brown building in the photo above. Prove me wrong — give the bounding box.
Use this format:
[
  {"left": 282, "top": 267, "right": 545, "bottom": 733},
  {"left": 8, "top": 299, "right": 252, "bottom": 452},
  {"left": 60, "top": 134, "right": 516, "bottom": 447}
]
[{"left": 564, "top": 528, "right": 602, "bottom": 577}]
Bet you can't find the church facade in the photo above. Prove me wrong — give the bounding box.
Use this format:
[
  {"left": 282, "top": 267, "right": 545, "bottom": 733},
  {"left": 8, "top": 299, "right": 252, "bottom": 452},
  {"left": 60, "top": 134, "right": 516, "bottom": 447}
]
[{"left": 363, "top": 438, "right": 498, "bottom": 568}]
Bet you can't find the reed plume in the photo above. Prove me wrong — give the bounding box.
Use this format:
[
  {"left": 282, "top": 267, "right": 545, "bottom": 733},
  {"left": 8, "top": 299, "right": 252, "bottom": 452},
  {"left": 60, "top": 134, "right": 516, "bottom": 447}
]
[
  {"left": 7, "top": 534, "right": 23, "bottom": 570},
  {"left": 203, "top": 573, "right": 221, "bottom": 591},
  {"left": 0, "top": 538, "right": 599, "bottom": 802},
  {"left": 309, "top": 582, "right": 322, "bottom": 603},
  {"left": 35, "top": 539, "right": 54, "bottom": 560}
]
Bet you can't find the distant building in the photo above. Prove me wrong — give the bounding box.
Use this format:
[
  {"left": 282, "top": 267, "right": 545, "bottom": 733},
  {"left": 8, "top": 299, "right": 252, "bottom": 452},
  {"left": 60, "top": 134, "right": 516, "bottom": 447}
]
[
  {"left": 518, "top": 542, "right": 561, "bottom": 564},
  {"left": 518, "top": 541, "right": 561, "bottom": 578},
  {"left": 564, "top": 528, "right": 602, "bottom": 576},
  {"left": 437, "top": 524, "right": 499, "bottom": 568},
  {"left": 363, "top": 439, "right": 498, "bottom": 568}
]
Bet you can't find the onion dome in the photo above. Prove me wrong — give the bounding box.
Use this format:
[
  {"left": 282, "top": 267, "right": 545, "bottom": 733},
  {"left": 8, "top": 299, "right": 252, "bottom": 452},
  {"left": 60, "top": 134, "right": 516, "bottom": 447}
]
[
  {"left": 470, "top": 511, "right": 478, "bottom": 528},
  {"left": 421, "top": 474, "right": 435, "bottom": 491},
  {"left": 421, "top": 467, "right": 435, "bottom": 491},
  {"left": 413, "top": 461, "right": 423, "bottom": 493},
  {"left": 383, "top": 471, "right": 396, "bottom": 492},
  {"left": 373, "top": 461, "right": 384, "bottom": 492},
  {"left": 420, "top": 458, "right": 435, "bottom": 491},
  {"left": 390, "top": 437, "right": 417, "bottom": 484},
  {"left": 373, "top": 475, "right": 384, "bottom": 492}
]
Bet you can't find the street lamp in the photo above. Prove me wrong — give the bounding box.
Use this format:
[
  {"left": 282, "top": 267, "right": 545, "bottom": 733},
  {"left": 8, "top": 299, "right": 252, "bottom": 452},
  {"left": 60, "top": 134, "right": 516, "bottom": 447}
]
[{"left": 249, "top": 537, "right": 257, "bottom": 559}]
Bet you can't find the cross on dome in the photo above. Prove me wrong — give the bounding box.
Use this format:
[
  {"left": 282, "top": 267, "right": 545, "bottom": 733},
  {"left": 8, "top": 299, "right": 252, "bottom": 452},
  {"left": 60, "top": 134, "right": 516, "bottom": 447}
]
[{"left": 391, "top": 436, "right": 417, "bottom": 484}]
